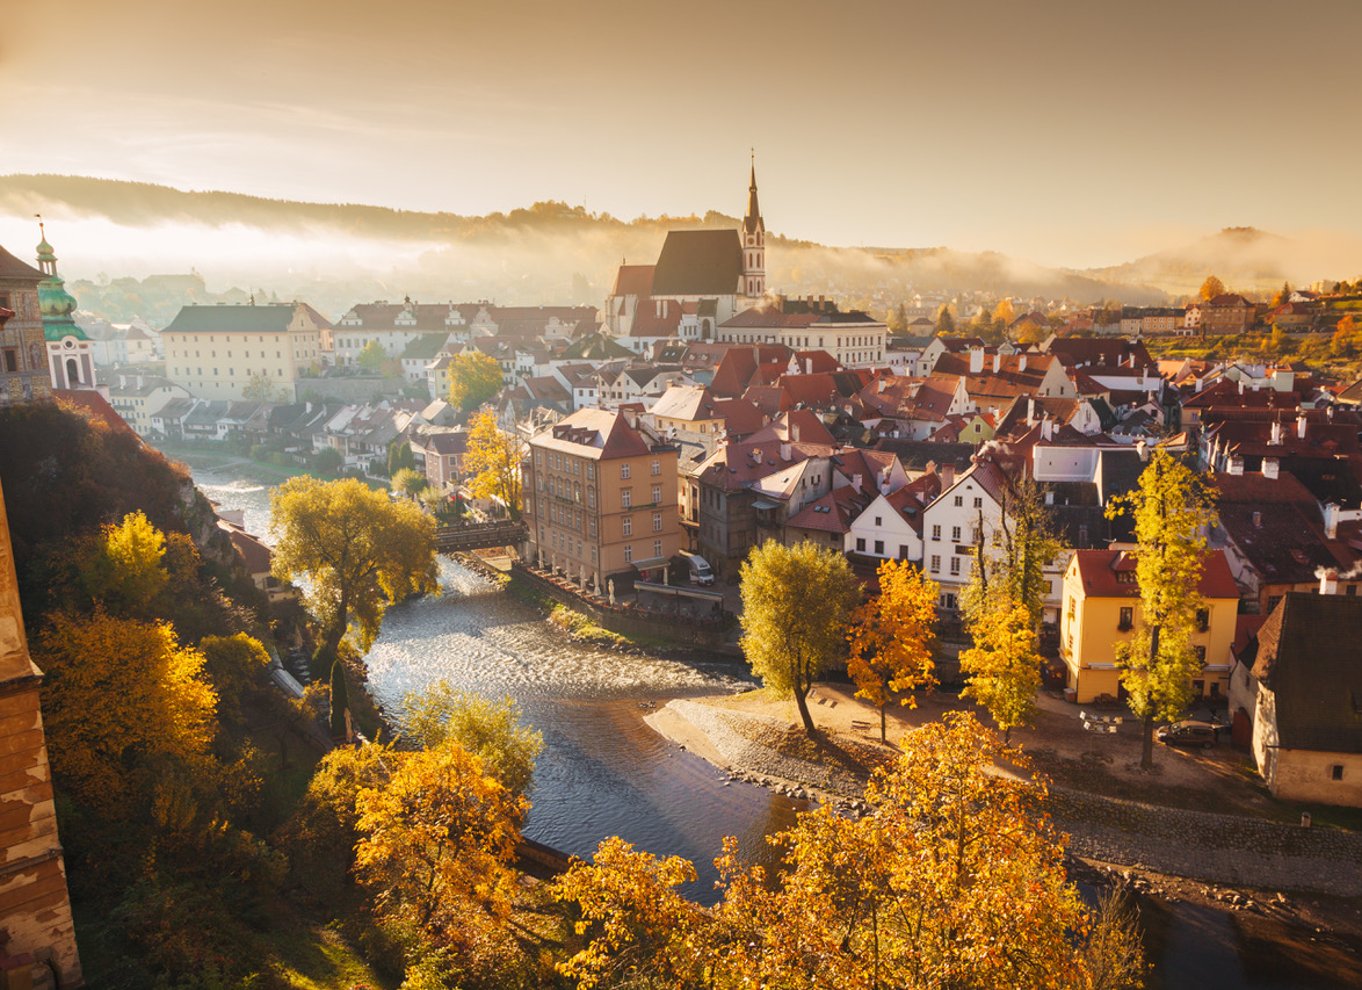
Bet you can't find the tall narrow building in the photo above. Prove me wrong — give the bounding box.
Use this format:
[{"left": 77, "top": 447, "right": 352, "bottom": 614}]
[
  {"left": 35, "top": 224, "right": 97, "bottom": 392},
  {"left": 0, "top": 480, "right": 83, "bottom": 985},
  {"left": 742, "top": 155, "right": 766, "bottom": 299}
]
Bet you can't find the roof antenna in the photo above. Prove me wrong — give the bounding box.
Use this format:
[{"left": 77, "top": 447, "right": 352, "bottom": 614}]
[{"left": 34, "top": 213, "right": 45, "bottom": 241}]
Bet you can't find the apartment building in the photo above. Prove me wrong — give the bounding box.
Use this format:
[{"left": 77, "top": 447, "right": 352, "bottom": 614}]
[
  {"left": 163, "top": 302, "right": 327, "bottom": 401},
  {"left": 524, "top": 408, "right": 681, "bottom": 591}
]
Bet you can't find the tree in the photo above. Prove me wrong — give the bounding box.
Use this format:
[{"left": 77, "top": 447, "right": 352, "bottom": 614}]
[
  {"left": 241, "top": 373, "right": 281, "bottom": 402},
  {"left": 846, "top": 559, "right": 939, "bottom": 742},
  {"left": 329, "top": 659, "right": 352, "bottom": 741},
  {"left": 270, "top": 476, "right": 439, "bottom": 668},
  {"left": 81, "top": 510, "right": 169, "bottom": 614},
  {"left": 551, "top": 837, "right": 710, "bottom": 989},
  {"left": 1105, "top": 449, "right": 1218, "bottom": 768},
  {"left": 387, "top": 436, "right": 416, "bottom": 477},
  {"left": 403, "top": 681, "right": 544, "bottom": 799},
  {"left": 934, "top": 304, "right": 955, "bottom": 334},
  {"left": 1271, "top": 281, "right": 1292, "bottom": 308},
  {"left": 463, "top": 410, "right": 525, "bottom": 517},
  {"left": 1331, "top": 313, "right": 1360, "bottom": 357},
  {"left": 989, "top": 475, "right": 1063, "bottom": 632},
  {"left": 448, "top": 350, "right": 504, "bottom": 412},
  {"left": 356, "top": 339, "right": 388, "bottom": 375},
  {"left": 1199, "top": 275, "right": 1225, "bottom": 301},
  {"left": 739, "top": 540, "right": 861, "bottom": 735},
  {"left": 992, "top": 297, "right": 1017, "bottom": 327},
  {"left": 391, "top": 467, "right": 429, "bottom": 499},
  {"left": 199, "top": 633, "right": 270, "bottom": 723},
  {"left": 959, "top": 595, "right": 1041, "bottom": 742},
  {"left": 311, "top": 446, "right": 344, "bottom": 476},
  {"left": 34, "top": 610, "right": 217, "bottom": 809},
  {"left": 354, "top": 740, "right": 525, "bottom": 939}
]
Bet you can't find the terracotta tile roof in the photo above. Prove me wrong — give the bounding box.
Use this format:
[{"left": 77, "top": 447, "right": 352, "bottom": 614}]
[
  {"left": 612, "top": 264, "right": 655, "bottom": 297},
  {"left": 1247, "top": 592, "right": 1362, "bottom": 753},
  {"left": 742, "top": 384, "right": 793, "bottom": 419},
  {"left": 1072, "top": 548, "right": 1239, "bottom": 600},
  {"left": 711, "top": 398, "right": 766, "bottom": 437},
  {"left": 629, "top": 299, "right": 684, "bottom": 337},
  {"left": 532, "top": 408, "right": 656, "bottom": 460},
  {"left": 745, "top": 409, "right": 836, "bottom": 446},
  {"left": 0, "top": 244, "right": 45, "bottom": 281},
  {"left": 1044, "top": 337, "right": 1154, "bottom": 369},
  {"left": 787, "top": 486, "right": 865, "bottom": 534},
  {"left": 791, "top": 350, "right": 842, "bottom": 373}
]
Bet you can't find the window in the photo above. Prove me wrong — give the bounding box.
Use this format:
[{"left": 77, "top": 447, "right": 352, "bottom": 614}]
[
  {"left": 587, "top": 463, "right": 595, "bottom": 480},
  {"left": 856, "top": 538, "right": 866, "bottom": 552},
  {"left": 621, "top": 463, "right": 631, "bottom": 479},
  {"left": 587, "top": 487, "right": 596, "bottom": 508},
  {"left": 1332, "top": 765, "right": 1345, "bottom": 781},
  {"left": 931, "top": 525, "right": 941, "bottom": 541},
  {"left": 653, "top": 539, "right": 663, "bottom": 558},
  {"left": 623, "top": 544, "right": 633, "bottom": 563},
  {"left": 899, "top": 544, "right": 908, "bottom": 559},
  {"left": 651, "top": 485, "right": 662, "bottom": 504},
  {"left": 653, "top": 512, "right": 662, "bottom": 532},
  {"left": 1196, "top": 608, "right": 1210, "bottom": 632},
  {"left": 1066, "top": 597, "right": 1076, "bottom": 622},
  {"left": 1194, "top": 645, "right": 1207, "bottom": 663},
  {"left": 951, "top": 526, "right": 961, "bottom": 542},
  {"left": 949, "top": 557, "right": 961, "bottom": 575},
  {"left": 930, "top": 554, "right": 941, "bottom": 572},
  {"left": 953, "top": 495, "right": 963, "bottom": 507},
  {"left": 651, "top": 459, "right": 661, "bottom": 476},
  {"left": 622, "top": 488, "right": 632, "bottom": 508},
  {"left": 973, "top": 497, "right": 983, "bottom": 509},
  {"left": 1118, "top": 606, "right": 1133, "bottom": 631},
  {"left": 874, "top": 516, "right": 882, "bottom": 527},
  {"left": 1, "top": 349, "right": 15, "bottom": 373},
  {"left": 874, "top": 540, "right": 884, "bottom": 555}
]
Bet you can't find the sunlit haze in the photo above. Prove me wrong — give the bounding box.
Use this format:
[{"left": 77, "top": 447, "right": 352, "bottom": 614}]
[{"left": 4, "top": 0, "right": 1361, "bottom": 274}]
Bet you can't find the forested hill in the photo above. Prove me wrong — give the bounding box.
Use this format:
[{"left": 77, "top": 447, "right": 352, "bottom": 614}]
[{"left": 0, "top": 173, "right": 1168, "bottom": 312}]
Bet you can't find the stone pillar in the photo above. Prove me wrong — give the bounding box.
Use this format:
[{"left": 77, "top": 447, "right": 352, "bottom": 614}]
[{"left": 0, "top": 480, "right": 83, "bottom": 986}]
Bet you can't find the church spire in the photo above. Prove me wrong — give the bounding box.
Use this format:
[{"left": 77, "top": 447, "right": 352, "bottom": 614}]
[
  {"left": 741, "top": 152, "right": 765, "bottom": 298},
  {"left": 744, "top": 151, "right": 762, "bottom": 234}
]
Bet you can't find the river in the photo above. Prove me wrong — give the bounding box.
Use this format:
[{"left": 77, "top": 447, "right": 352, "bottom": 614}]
[
  {"left": 193, "top": 466, "right": 1358, "bottom": 986},
  {"left": 194, "top": 468, "right": 805, "bottom": 899}
]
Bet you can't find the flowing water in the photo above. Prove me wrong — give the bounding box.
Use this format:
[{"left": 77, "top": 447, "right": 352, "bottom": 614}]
[{"left": 195, "top": 467, "right": 804, "bottom": 900}]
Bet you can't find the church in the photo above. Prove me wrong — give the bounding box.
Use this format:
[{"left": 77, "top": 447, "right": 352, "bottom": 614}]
[
  {"left": 0, "top": 223, "right": 98, "bottom": 403},
  {"left": 604, "top": 159, "right": 768, "bottom": 346}
]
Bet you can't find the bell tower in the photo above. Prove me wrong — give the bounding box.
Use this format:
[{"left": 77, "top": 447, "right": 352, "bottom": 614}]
[{"left": 741, "top": 153, "right": 765, "bottom": 299}]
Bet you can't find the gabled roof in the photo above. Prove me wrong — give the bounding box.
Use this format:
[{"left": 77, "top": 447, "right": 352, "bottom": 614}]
[
  {"left": 0, "top": 244, "right": 45, "bottom": 281},
  {"left": 1248, "top": 593, "right": 1362, "bottom": 753},
  {"left": 612, "top": 264, "right": 656, "bottom": 297},
  {"left": 787, "top": 485, "right": 866, "bottom": 534},
  {"left": 650, "top": 385, "right": 721, "bottom": 422},
  {"left": 1071, "top": 548, "right": 1239, "bottom": 600},
  {"left": 651, "top": 229, "right": 743, "bottom": 296},
  {"left": 164, "top": 302, "right": 332, "bottom": 333},
  {"left": 532, "top": 408, "right": 658, "bottom": 460},
  {"left": 745, "top": 409, "right": 836, "bottom": 447}
]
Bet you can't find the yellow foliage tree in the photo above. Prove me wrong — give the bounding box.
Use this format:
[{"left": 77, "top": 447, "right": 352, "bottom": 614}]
[
  {"left": 81, "top": 509, "right": 168, "bottom": 614},
  {"left": 846, "top": 559, "right": 938, "bottom": 742},
  {"left": 403, "top": 681, "right": 544, "bottom": 800},
  {"left": 959, "top": 595, "right": 1041, "bottom": 742},
  {"left": 992, "top": 297, "right": 1017, "bottom": 327},
  {"left": 270, "top": 476, "right": 438, "bottom": 664},
  {"left": 35, "top": 609, "right": 217, "bottom": 809},
  {"left": 448, "top": 350, "right": 505, "bottom": 412},
  {"left": 739, "top": 540, "right": 861, "bottom": 735},
  {"left": 462, "top": 410, "right": 526, "bottom": 518},
  {"left": 1199, "top": 275, "right": 1225, "bottom": 301},
  {"left": 354, "top": 740, "right": 525, "bottom": 940},
  {"left": 1106, "top": 449, "right": 1219, "bottom": 768}
]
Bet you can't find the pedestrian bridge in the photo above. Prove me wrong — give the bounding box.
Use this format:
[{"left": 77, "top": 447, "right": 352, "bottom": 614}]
[{"left": 434, "top": 520, "right": 527, "bottom": 553}]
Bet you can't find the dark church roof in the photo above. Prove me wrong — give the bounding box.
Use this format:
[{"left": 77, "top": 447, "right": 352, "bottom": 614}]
[
  {"left": 651, "top": 229, "right": 743, "bottom": 296},
  {"left": 1249, "top": 592, "right": 1362, "bottom": 754},
  {"left": 0, "top": 245, "right": 45, "bottom": 281}
]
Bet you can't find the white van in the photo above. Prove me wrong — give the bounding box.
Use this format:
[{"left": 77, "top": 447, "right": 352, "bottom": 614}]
[{"left": 680, "top": 551, "right": 715, "bottom": 586}]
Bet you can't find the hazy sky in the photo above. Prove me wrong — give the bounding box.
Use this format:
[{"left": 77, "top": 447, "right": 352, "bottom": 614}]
[{"left": 3, "top": 0, "right": 1359, "bottom": 267}]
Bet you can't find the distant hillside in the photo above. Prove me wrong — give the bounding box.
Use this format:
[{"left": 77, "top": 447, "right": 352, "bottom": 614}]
[
  {"left": 1083, "top": 226, "right": 1362, "bottom": 299},
  {"left": 0, "top": 173, "right": 1178, "bottom": 319}
]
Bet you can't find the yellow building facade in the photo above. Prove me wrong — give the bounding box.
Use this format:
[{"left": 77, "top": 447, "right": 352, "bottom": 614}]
[
  {"left": 163, "top": 302, "right": 327, "bottom": 401},
  {"left": 1061, "top": 548, "right": 1240, "bottom": 704}
]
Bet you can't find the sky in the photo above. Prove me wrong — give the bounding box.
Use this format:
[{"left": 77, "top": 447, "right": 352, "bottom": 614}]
[{"left": 2, "top": 0, "right": 1360, "bottom": 268}]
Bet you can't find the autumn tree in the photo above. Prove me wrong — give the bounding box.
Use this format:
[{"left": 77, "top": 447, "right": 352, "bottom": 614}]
[
  {"left": 959, "top": 595, "right": 1041, "bottom": 742},
  {"left": 552, "top": 836, "right": 711, "bottom": 989},
  {"left": 241, "top": 373, "right": 281, "bottom": 401},
  {"left": 846, "top": 559, "right": 938, "bottom": 742},
  {"left": 354, "top": 740, "right": 525, "bottom": 943},
  {"left": 739, "top": 540, "right": 861, "bottom": 736},
  {"left": 199, "top": 632, "right": 270, "bottom": 723},
  {"left": 270, "top": 476, "right": 439, "bottom": 668},
  {"left": 35, "top": 610, "right": 217, "bottom": 809},
  {"left": 356, "top": 339, "right": 389, "bottom": 375},
  {"left": 1199, "top": 275, "right": 1225, "bottom": 301},
  {"left": 934, "top": 304, "right": 955, "bottom": 334},
  {"left": 1105, "top": 449, "right": 1218, "bottom": 768},
  {"left": 81, "top": 509, "right": 168, "bottom": 614},
  {"left": 992, "top": 476, "right": 1063, "bottom": 631},
  {"left": 403, "top": 681, "right": 544, "bottom": 799},
  {"left": 448, "top": 350, "right": 504, "bottom": 412},
  {"left": 391, "top": 466, "right": 429, "bottom": 499},
  {"left": 463, "top": 410, "right": 525, "bottom": 517},
  {"left": 992, "top": 297, "right": 1017, "bottom": 327},
  {"left": 1271, "top": 281, "right": 1292, "bottom": 307}
]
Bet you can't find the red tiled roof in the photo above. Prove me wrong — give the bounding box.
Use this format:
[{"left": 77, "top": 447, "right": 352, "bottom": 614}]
[
  {"left": 1072, "top": 548, "right": 1239, "bottom": 600},
  {"left": 612, "top": 264, "right": 655, "bottom": 297}
]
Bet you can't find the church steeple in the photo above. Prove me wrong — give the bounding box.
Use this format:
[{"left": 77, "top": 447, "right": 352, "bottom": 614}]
[{"left": 741, "top": 152, "right": 765, "bottom": 299}]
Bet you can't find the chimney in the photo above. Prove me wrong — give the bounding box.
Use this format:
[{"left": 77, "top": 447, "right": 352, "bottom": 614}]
[
  {"left": 791, "top": 422, "right": 801, "bottom": 443},
  {"left": 852, "top": 473, "right": 863, "bottom": 492},
  {"left": 1018, "top": 354, "right": 1027, "bottom": 372},
  {"left": 1296, "top": 413, "right": 1307, "bottom": 440},
  {"left": 1227, "top": 455, "right": 1244, "bottom": 476},
  {"left": 992, "top": 352, "right": 1001, "bottom": 373},
  {"left": 1040, "top": 417, "right": 1053, "bottom": 441},
  {"left": 1269, "top": 419, "right": 1283, "bottom": 445},
  {"left": 1324, "top": 502, "right": 1340, "bottom": 540},
  {"left": 805, "top": 358, "right": 812, "bottom": 373},
  {"left": 940, "top": 463, "right": 957, "bottom": 489},
  {"left": 1238, "top": 378, "right": 1244, "bottom": 395},
  {"left": 780, "top": 442, "right": 792, "bottom": 460},
  {"left": 969, "top": 347, "right": 984, "bottom": 374},
  {"left": 1320, "top": 569, "right": 1341, "bottom": 595},
  {"left": 1262, "top": 456, "right": 1279, "bottom": 480}
]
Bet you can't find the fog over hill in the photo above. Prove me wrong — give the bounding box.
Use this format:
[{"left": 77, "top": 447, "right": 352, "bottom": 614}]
[{"left": 3, "top": 174, "right": 1357, "bottom": 325}]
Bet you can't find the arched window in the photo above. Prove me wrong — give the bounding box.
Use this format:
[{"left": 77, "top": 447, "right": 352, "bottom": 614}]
[
  {"left": 66, "top": 357, "right": 79, "bottom": 385},
  {"left": 29, "top": 343, "right": 42, "bottom": 371}
]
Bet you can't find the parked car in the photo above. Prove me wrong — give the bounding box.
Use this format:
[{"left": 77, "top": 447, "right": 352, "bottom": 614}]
[{"left": 1156, "top": 719, "right": 1219, "bottom": 749}]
